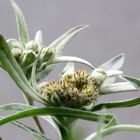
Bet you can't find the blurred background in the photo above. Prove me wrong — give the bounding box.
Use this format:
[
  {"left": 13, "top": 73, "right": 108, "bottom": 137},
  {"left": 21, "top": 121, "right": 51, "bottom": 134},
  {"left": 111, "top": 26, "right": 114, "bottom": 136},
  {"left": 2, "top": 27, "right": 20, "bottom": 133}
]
[{"left": 0, "top": 0, "right": 140, "bottom": 139}]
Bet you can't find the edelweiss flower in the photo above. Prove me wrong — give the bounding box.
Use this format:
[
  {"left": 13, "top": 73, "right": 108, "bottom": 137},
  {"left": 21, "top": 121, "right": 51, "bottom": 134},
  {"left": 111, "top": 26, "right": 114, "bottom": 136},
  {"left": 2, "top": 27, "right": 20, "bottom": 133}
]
[
  {"left": 6, "top": 25, "right": 94, "bottom": 81},
  {"left": 38, "top": 54, "right": 136, "bottom": 110},
  {"left": 2, "top": 0, "right": 136, "bottom": 110},
  {"left": 39, "top": 69, "right": 100, "bottom": 108}
]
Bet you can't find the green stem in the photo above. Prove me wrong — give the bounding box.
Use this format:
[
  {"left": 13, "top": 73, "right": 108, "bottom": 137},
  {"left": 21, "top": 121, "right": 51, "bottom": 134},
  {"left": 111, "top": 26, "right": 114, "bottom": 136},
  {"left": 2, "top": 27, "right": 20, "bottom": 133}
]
[
  {"left": 61, "top": 127, "right": 73, "bottom": 140},
  {"left": 85, "top": 124, "right": 140, "bottom": 140},
  {"left": 24, "top": 95, "right": 45, "bottom": 134},
  {"left": 55, "top": 117, "right": 75, "bottom": 140}
]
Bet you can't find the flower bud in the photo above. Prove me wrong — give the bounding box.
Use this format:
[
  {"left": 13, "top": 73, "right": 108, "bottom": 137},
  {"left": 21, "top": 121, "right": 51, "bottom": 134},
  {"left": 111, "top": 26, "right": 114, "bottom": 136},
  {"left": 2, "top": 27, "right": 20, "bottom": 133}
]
[
  {"left": 25, "top": 40, "right": 39, "bottom": 53},
  {"left": 90, "top": 68, "right": 107, "bottom": 85},
  {"left": 11, "top": 48, "right": 22, "bottom": 59},
  {"left": 20, "top": 50, "right": 36, "bottom": 66},
  {"left": 7, "top": 39, "right": 22, "bottom": 49},
  {"left": 40, "top": 47, "right": 55, "bottom": 62}
]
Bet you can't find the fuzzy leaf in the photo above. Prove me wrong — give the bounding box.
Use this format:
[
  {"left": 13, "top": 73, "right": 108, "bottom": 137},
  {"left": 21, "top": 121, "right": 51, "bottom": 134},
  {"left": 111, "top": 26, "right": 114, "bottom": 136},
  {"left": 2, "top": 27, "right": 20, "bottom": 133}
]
[
  {"left": 106, "top": 70, "right": 123, "bottom": 77},
  {"left": 11, "top": 0, "right": 29, "bottom": 44},
  {"left": 41, "top": 48, "right": 55, "bottom": 62},
  {"left": 61, "top": 63, "right": 75, "bottom": 78},
  {"left": 85, "top": 124, "right": 140, "bottom": 140},
  {"left": 0, "top": 35, "right": 42, "bottom": 102},
  {"left": 36, "top": 64, "right": 55, "bottom": 81},
  {"left": 93, "top": 96, "right": 140, "bottom": 112},
  {"left": 0, "top": 103, "right": 61, "bottom": 139},
  {"left": 21, "top": 51, "right": 36, "bottom": 67},
  {"left": 35, "top": 30, "right": 43, "bottom": 45},
  {"left": 36, "top": 55, "right": 94, "bottom": 81},
  {"left": 0, "top": 103, "right": 30, "bottom": 111},
  {"left": 48, "top": 25, "right": 89, "bottom": 56},
  {"left": 55, "top": 56, "right": 94, "bottom": 69},
  {"left": 101, "top": 53, "right": 125, "bottom": 71},
  {"left": 121, "top": 75, "right": 140, "bottom": 90},
  {"left": 0, "top": 104, "right": 116, "bottom": 140},
  {"left": 0, "top": 106, "right": 116, "bottom": 127},
  {"left": 35, "top": 25, "right": 93, "bottom": 81},
  {"left": 101, "top": 54, "right": 125, "bottom": 85},
  {"left": 30, "top": 60, "right": 38, "bottom": 90},
  {"left": 11, "top": 121, "right": 49, "bottom": 140},
  {"left": 0, "top": 115, "right": 49, "bottom": 140},
  {"left": 100, "top": 82, "right": 137, "bottom": 95}
]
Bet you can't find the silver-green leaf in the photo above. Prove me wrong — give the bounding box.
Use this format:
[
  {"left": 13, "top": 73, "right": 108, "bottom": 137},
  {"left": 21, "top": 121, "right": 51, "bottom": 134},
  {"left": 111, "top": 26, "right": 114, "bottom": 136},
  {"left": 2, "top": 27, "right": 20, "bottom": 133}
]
[
  {"left": 48, "top": 25, "right": 89, "bottom": 56},
  {"left": 11, "top": 0, "right": 29, "bottom": 44},
  {"left": 0, "top": 103, "right": 61, "bottom": 140},
  {"left": 101, "top": 53, "right": 125, "bottom": 71},
  {"left": 55, "top": 56, "right": 94, "bottom": 69},
  {"left": 11, "top": 121, "right": 50, "bottom": 140},
  {"left": 121, "top": 75, "right": 140, "bottom": 90},
  {"left": 101, "top": 53, "right": 125, "bottom": 85},
  {"left": 61, "top": 62, "right": 75, "bottom": 78},
  {"left": 100, "top": 82, "right": 137, "bottom": 95},
  {"left": 35, "top": 30, "right": 43, "bottom": 45}
]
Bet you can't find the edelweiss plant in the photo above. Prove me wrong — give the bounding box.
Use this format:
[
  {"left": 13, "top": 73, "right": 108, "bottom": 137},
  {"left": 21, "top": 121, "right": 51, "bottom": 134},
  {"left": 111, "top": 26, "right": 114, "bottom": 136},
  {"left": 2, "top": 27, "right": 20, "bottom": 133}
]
[{"left": 1, "top": 0, "right": 140, "bottom": 140}]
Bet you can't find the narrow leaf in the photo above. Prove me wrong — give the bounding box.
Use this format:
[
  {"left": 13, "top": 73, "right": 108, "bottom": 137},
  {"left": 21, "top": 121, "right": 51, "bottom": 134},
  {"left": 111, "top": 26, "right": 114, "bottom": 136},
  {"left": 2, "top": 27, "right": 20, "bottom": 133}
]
[
  {"left": 30, "top": 61, "right": 38, "bottom": 90},
  {"left": 36, "top": 55, "right": 94, "bottom": 81},
  {"left": 35, "top": 30, "right": 43, "bottom": 45},
  {"left": 61, "top": 62, "right": 75, "bottom": 78},
  {"left": 121, "top": 75, "right": 140, "bottom": 90},
  {"left": 55, "top": 56, "right": 94, "bottom": 69},
  {"left": 36, "top": 64, "right": 55, "bottom": 81},
  {"left": 100, "top": 82, "right": 137, "bottom": 95},
  {"left": 106, "top": 70, "right": 123, "bottom": 77},
  {"left": 0, "top": 115, "right": 49, "bottom": 140},
  {"left": 0, "top": 107, "right": 116, "bottom": 127},
  {"left": 12, "top": 121, "right": 49, "bottom": 140},
  {"left": 11, "top": 0, "right": 29, "bottom": 44},
  {"left": 0, "top": 103, "right": 61, "bottom": 139},
  {"left": 93, "top": 96, "right": 140, "bottom": 111},
  {"left": 0, "top": 35, "right": 42, "bottom": 102},
  {"left": 101, "top": 53, "right": 125, "bottom": 71},
  {"left": 0, "top": 103, "right": 31, "bottom": 111},
  {"left": 21, "top": 51, "right": 36, "bottom": 67},
  {"left": 48, "top": 25, "right": 89, "bottom": 56},
  {"left": 85, "top": 124, "right": 140, "bottom": 140},
  {"left": 103, "top": 70, "right": 123, "bottom": 86},
  {"left": 101, "top": 53, "right": 125, "bottom": 85}
]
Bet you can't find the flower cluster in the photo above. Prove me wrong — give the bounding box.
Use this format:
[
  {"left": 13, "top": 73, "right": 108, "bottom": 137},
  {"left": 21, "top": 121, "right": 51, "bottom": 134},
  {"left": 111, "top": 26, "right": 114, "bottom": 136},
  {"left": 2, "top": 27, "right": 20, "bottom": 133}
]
[
  {"left": 7, "top": 38, "right": 56, "bottom": 80},
  {"left": 4, "top": 0, "right": 135, "bottom": 111},
  {"left": 39, "top": 68, "right": 107, "bottom": 109},
  {"left": 7, "top": 39, "right": 39, "bottom": 60},
  {"left": 1, "top": 1, "right": 140, "bottom": 140}
]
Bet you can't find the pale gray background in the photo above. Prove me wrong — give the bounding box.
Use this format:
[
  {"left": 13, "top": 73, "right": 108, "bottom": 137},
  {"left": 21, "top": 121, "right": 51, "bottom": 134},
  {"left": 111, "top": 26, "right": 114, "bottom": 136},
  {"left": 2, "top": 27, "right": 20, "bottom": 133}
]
[{"left": 0, "top": 0, "right": 140, "bottom": 140}]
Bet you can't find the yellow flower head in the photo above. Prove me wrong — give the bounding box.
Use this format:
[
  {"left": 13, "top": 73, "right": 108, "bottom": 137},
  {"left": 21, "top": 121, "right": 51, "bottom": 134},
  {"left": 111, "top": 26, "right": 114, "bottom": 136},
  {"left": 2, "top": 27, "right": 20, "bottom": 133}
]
[{"left": 38, "top": 69, "right": 106, "bottom": 109}]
